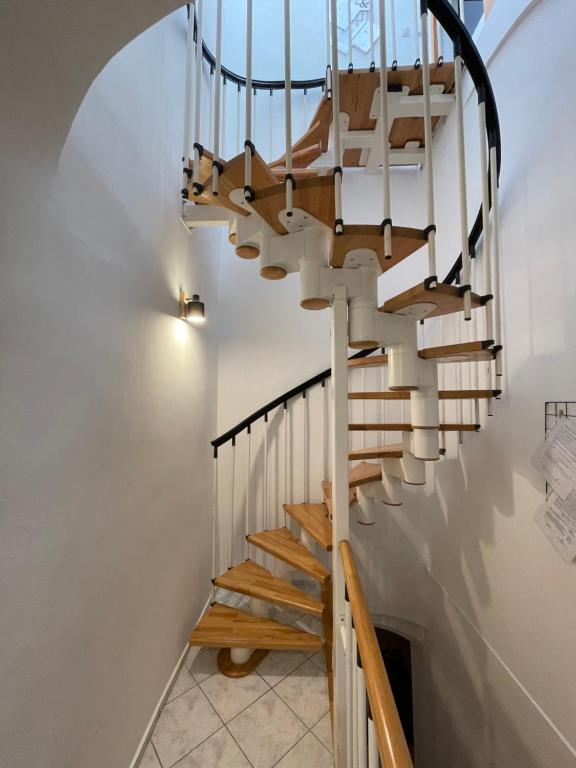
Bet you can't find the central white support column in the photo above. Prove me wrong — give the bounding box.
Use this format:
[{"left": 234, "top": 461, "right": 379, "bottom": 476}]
[{"left": 331, "top": 285, "right": 350, "bottom": 768}]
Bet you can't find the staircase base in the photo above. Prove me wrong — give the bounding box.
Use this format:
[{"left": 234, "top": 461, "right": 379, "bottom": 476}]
[{"left": 217, "top": 647, "right": 270, "bottom": 678}]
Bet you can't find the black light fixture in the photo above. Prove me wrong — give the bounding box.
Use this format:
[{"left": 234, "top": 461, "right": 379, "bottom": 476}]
[{"left": 179, "top": 290, "right": 206, "bottom": 324}]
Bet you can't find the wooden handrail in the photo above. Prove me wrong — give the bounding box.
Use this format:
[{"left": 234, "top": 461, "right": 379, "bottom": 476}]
[{"left": 339, "top": 540, "right": 413, "bottom": 768}]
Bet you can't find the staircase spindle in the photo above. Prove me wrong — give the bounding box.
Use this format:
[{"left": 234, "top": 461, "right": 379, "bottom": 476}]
[
  {"left": 478, "top": 88, "right": 494, "bottom": 340},
  {"left": 208, "top": 64, "right": 214, "bottom": 153},
  {"left": 264, "top": 413, "right": 269, "bottom": 530},
  {"left": 345, "top": 600, "right": 354, "bottom": 767},
  {"left": 454, "top": 42, "right": 472, "bottom": 320},
  {"left": 412, "top": 0, "right": 420, "bottom": 64},
  {"left": 367, "top": 714, "right": 379, "bottom": 768},
  {"left": 303, "top": 391, "right": 310, "bottom": 503},
  {"left": 330, "top": 0, "right": 344, "bottom": 234},
  {"left": 182, "top": 4, "right": 194, "bottom": 170},
  {"left": 391, "top": 0, "right": 398, "bottom": 67},
  {"left": 322, "top": 381, "right": 329, "bottom": 482},
  {"left": 244, "top": 0, "right": 254, "bottom": 201},
  {"left": 284, "top": 401, "right": 289, "bottom": 525},
  {"left": 192, "top": 0, "right": 204, "bottom": 196},
  {"left": 284, "top": 0, "right": 294, "bottom": 217},
  {"left": 369, "top": 0, "right": 375, "bottom": 70},
  {"left": 211, "top": 0, "right": 223, "bottom": 195},
  {"left": 236, "top": 82, "right": 241, "bottom": 154},
  {"left": 490, "top": 144, "right": 503, "bottom": 380},
  {"left": 352, "top": 628, "right": 359, "bottom": 768},
  {"left": 212, "top": 446, "right": 218, "bottom": 601},
  {"left": 347, "top": 0, "right": 353, "bottom": 73},
  {"left": 222, "top": 76, "right": 227, "bottom": 160},
  {"left": 378, "top": 0, "right": 393, "bottom": 260},
  {"left": 268, "top": 89, "right": 273, "bottom": 162},
  {"left": 230, "top": 436, "right": 236, "bottom": 567},
  {"left": 325, "top": 0, "right": 332, "bottom": 99},
  {"left": 420, "top": 0, "right": 438, "bottom": 286},
  {"left": 357, "top": 659, "right": 368, "bottom": 767},
  {"left": 246, "top": 425, "right": 251, "bottom": 558}
]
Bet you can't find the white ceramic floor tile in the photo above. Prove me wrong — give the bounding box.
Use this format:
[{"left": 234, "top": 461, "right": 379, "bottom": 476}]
[
  {"left": 311, "top": 712, "right": 333, "bottom": 754},
  {"left": 152, "top": 686, "right": 222, "bottom": 768},
  {"left": 139, "top": 742, "right": 161, "bottom": 768},
  {"left": 274, "top": 659, "right": 329, "bottom": 727},
  {"left": 174, "top": 727, "right": 251, "bottom": 768},
  {"left": 274, "top": 732, "right": 334, "bottom": 768},
  {"left": 255, "top": 650, "right": 309, "bottom": 687},
  {"left": 200, "top": 671, "right": 269, "bottom": 722},
  {"left": 187, "top": 647, "right": 220, "bottom": 683},
  {"left": 227, "top": 690, "right": 307, "bottom": 768},
  {"left": 168, "top": 664, "right": 197, "bottom": 702},
  {"left": 309, "top": 649, "right": 327, "bottom": 673}
]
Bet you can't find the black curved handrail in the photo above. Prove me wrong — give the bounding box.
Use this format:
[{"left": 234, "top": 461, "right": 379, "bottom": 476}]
[
  {"left": 206, "top": 0, "right": 501, "bottom": 450},
  {"left": 212, "top": 347, "right": 379, "bottom": 453}
]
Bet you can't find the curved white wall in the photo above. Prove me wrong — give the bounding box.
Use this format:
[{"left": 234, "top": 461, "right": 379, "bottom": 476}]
[{"left": 0, "top": 9, "right": 220, "bottom": 768}]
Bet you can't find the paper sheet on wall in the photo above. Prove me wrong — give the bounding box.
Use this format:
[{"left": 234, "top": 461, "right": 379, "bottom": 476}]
[
  {"left": 535, "top": 491, "right": 576, "bottom": 563},
  {"left": 532, "top": 418, "right": 576, "bottom": 499}
]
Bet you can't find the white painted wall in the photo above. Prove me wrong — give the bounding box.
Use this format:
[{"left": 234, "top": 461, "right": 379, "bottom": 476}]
[{"left": 0, "top": 10, "right": 220, "bottom": 768}]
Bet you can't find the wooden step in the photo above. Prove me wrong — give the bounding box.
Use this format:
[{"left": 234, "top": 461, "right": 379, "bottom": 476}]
[
  {"left": 321, "top": 479, "right": 357, "bottom": 517},
  {"left": 283, "top": 503, "right": 333, "bottom": 551},
  {"left": 189, "top": 603, "right": 323, "bottom": 651},
  {"left": 247, "top": 528, "right": 330, "bottom": 583},
  {"left": 330, "top": 224, "right": 426, "bottom": 273},
  {"left": 380, "top": 282, "right": 483, "bottom": 320},
  {"left": 349, "top": 389, "right": 501, "bottom": 400},
  {"left": 269, "top": 143, "right": 323, "bottom": 169},
  {"left": 214, "top": 561, "right": 324, "bottom": 616},
  {"left": 349, "top": 443, "right": 403, "bottom": 460},
  {"left": 249, "top": 175, "right": 335, "bottom": 234},
  {"left": 349, "top": 423, "right": 480, "bottom": 432},
  {"left": 347, "top": 341, "right": 495, "bottom": 369},
  {"left": 192, "top": 150, "right": 278, "bottom": 217}
]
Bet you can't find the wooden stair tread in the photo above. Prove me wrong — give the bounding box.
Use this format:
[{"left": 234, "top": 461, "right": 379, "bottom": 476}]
[
  {"left": 349, "top": 461, "right": 383, "bottom": 487},
  {"left": 418, "top": 340, "right": 496, "bottom": 363},
  {"left": 192, "top": 151, "right": 278, "bottom": 217},
  {"left": 381, "top": 282, "right": 483, "bottom": 320},
  {"left": 349, "top": 390, "right": 501, "bottom": 400},
  {"left": 330, "top": 224, "right": 426, "bottom": 272},
  {"left": 283, "top": 503, "right": 333, "bottom": 551},
  {"left": 189, "top": 603, "right": 323, "bottom": 650},
  {"left": 348, "top": 342, "right": 495, "bottom": 368},
  {"left": 349, "top": 444, "right": 403, "bottom": 460},
  {"left": 214, "top": 561, "right": 323, "bottom": 616},
  {"left": 247, "top": 528, "right": 330, "bottom": 583},
  {"left": 349, "top": 423, "right": 480, "bottom": 432},
  {"left": 321, "top": 479, "right": 357, "bottom": 516},
  {"left": 250, "top": 175, "right": 335, "bottom": 234}
]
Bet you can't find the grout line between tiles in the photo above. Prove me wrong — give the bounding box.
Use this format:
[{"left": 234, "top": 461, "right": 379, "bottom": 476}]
[{"left": 224, "top": 723, "right": 258, "bottom": 768}]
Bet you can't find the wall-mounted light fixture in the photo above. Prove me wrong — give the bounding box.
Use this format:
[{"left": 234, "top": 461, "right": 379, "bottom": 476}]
[{"left": 179, "top": 290, "right": 206, "bottom": 324}]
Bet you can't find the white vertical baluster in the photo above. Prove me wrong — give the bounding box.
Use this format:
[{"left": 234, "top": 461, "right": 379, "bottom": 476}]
[
  {"left": 222, "top": 76, "right": 227, "bottom": 160},
  {"left": 362, "top": 369, "right": 367, "bottom": 450},
  {"left": 378, "top": 0, "right": 392, "bottom": 260},
  {"left": 192, "top": 0, "right": 204, "bottom": 196},
  {"left": 345, "top": 601, "right": 354, "bottom": 768},
  {"left": 330, "top": 0, "right": 344, "bottom": 234},
  {"left": 347, "top": 0, "right": 353, "bottom": 72},
  {"left": 182, "top": 4, "right": 194, "bottom": 167},
  {"left": 368, "top": 715, "right": 379, "bottom": 768},
  {"left": 325, "top": 0, "right": 332, "bottom": 99},
  {"left": 264, "top": 414, "right": 269, "bottom": 530},
  {"left": 303, "top": 391, "right": 310, "bottom": 502},
  {"left": 230, "top": 437, "right": 236, "bottom": 567},
  {"left": 369, "top": 0, "right": 375, "bottom": 70},
  {"left": 284, "top": 401, "right": 288, "bottom": 524},
  {"left": 454, "top": 44, "right": 472, "bottom": 320},
  {"left": 421, "top": 1, "right": 437, "bottom": 285},
  {"left": 212, "top": 446, "right": 218, "bottom": 601},
  {"left": 268, "top": 89, "right": 273, "bottom": 162},
  {"left": 212, "top": 0, "right": 223, "bottom": 194},
  {"left": 357, "top": 662, "right": 367, "bottom": 767},
  {"left": 236, "top": 83, "right": 241, "bottom": 154},
  {"left": 246, "top": 425, "right": 251, "bottom": 557},
  {"left": 322, "top": 381, "right": 329, "bottom": 482},
  {"left": 352, "top": 629, "right": 359, "bottom": 768},
  {"left": 332, "top": 285, "right": 350, "bottom": 765},
  {"left": 390, "top": 0, "right": 398, "bottom": 67},
  {"left": 478, "top": 90, "right": 493, "bottom": 340},
  {"left": 490, "top": 145, "right": 503, "bottom": 382},
  {"left": 284, "top": 0, "right": 293, "bottom": 217},
  {"left": 413, "top": 0, "right": 420, "bottom": 63},
  {"left": 208, "top": 65, "right": 214, "bottom": 150},
  {"left": 244, "top": 0, "right": 254, "bottom": 201}
]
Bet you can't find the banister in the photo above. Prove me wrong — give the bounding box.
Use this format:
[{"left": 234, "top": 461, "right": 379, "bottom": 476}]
[
  {"left": 211, "top": 347, "right": 378, "bottom": 450},
  {"left": 339, "top": 539, "right": 414, "bottom": 768}
]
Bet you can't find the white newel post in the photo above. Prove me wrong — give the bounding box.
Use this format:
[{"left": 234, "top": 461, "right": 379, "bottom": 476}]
[{"left": 331, "top": 285, "right": 350, "bottom": 767}]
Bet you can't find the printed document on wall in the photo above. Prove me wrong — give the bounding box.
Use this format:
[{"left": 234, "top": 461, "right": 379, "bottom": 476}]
[
  {"left": 535, "top": 491, "right": 576, "bottom": 563},
  {"left": 532, "top": 417, "right": 576, "bottom": 499}
]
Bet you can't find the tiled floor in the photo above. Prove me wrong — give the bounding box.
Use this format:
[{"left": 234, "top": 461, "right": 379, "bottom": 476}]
[{"left": 141, "top": 588, "right": 334, "bottom": 768}]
